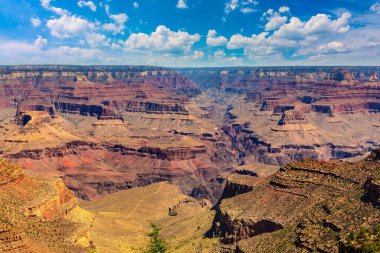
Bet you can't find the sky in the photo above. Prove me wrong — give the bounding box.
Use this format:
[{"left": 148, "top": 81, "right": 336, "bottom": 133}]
[{"left": 0, "top": 0, "right": 379, "bottom": 67}]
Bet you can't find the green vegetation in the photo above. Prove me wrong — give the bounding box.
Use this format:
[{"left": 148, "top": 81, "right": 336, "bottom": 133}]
[
  {"left": 146, "top": 223, "right": 167, "bottom": 253},
  {"left": 343, "top": 226, "right": 380, "bottom": 253}
]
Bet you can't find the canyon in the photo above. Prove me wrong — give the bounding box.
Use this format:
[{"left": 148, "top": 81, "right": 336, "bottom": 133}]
[{"left": 0, "top": 65, "right": 379, "bottom": 252}]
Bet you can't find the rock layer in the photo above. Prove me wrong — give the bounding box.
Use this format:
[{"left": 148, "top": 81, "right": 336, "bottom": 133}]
[{"left": 208, "top": 150, "right": 380, "bottom": 252}]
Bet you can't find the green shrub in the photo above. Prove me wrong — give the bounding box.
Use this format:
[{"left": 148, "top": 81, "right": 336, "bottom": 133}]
[
  {"left": 343, "top": 226, "right": 380, "bottom": 253},
  {"left": 146, "top": 223, "right": 166, "bottom": 253}
]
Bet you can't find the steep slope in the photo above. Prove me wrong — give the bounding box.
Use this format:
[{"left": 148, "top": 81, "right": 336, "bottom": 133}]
[
  {"left": 0, "top": 159, "right": 93, "bottom": 253},
  {"left": 1, "top": 65, "right": 380, "bottom": 204},
  {"left": 181, "top": 67, "right": 380, "bottom": 165},
  {"left": 208, "top": 149, "right": 380, "bottom": 252},
  {"left": 80, "top": 182, "right": 220, "bottom": 253},
  {"left": 0, "top": 66, "right": 233, "bottom": 203},
  {"left": 0, "top": 158, "right": 219, "bottom": 252}
]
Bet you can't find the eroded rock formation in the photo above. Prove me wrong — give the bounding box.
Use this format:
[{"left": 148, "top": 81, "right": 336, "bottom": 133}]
[
  {"left": 208, "top": 150, "right": 380, "bottom": 253},
  {"left": 0, "top": 159, "right": 92, "bottom": 252}
]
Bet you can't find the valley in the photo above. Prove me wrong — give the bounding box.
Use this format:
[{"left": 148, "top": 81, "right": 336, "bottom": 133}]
[{"left": 0, "top": 65, "right": 379, "bottom": 252}]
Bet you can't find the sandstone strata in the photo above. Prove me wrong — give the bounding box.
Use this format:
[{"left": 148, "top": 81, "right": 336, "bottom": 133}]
[
  {"left": 0, "top": 159, "right": 92, "bottom": 252},
  {"left": 208, "top": 150, "right": 380, "bottom": 252}
]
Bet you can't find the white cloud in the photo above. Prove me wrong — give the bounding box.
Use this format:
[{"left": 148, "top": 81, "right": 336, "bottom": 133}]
[
  {"left": 177, "top": 0, "right": 188, "bottom": 9},
  {"left": 213, "top": 49, "right": 242, "bottom": 63},
  {"left": 279, "top": 6, "right": 290, "bottom": 13},
  {"left": 262, "top": 8, "right": 289, "bottom": 31},
  {"left": 193, "top": 50, "right": 205, "bottom": 59},
  {"left": 124, "top": 25, "right": 200, "bottom": 54},
  {"left": 225, "top": 0, "right": 258, "bottom": 14},
  {"left": 207, "top": 30, "right": 228, "bottom": 47},
  {"left": 110, "top": 13, "right": 128, "bottom": 25},
  {"left": 46, "top": 14, "right": 109, "bottom": 48},
  {"left": 103, "top": 13, "right": 128, "bottom": 35},
  {"left": 85, "top": 33, "right": 109, "bottom": 47},
  {"left": 241, "top": 8, "right": 256, "bottom": 14},
  {"left": 77, "top": 0, "right": 97, "bottom": 12},
  {"left": 225, "top": 0, "right": 239, "bottom": 14},
  {"left": 58, "top": 46, "right": 101, "bottom": 59},
  {"left": 227, "top": 12, "right": 352, "bottom": 58},
  {"left": 105, "top": 4, "right": 110, "bottom": 15},
  {"left": 133, "top": 2, "right": 139, "bottom": 8},
  {"left": 227, "top": 32, "right": 277, "bottom": 56},
  {"left": 111, "top": 43, "right": 122, "bottom": 50},
  {"left": 214, "top": 49, "right": 226, "bottom": 59},
  {"left": 274, "top": 12, "right": 351, "bottom": 40},
  {"left": 47, "top": 14, "right": 95, "bottom": 39},
  {"left": 370, "top": 2, "right": 380, "bottom": 13},
  {"left": 34, "top": 36, "right": 48, "bottom": 50},
  {"left": 316, "top": 41, "right": 352, "bottom": 54},
  {"left": 31, "top": 17, "right": 41, "bottom": 27},
  {"left": 0, "top": 38, "right": 102, "bottom": 65},
  {"left": 40, "top": 0, "right": 70, "bottom": 15}
]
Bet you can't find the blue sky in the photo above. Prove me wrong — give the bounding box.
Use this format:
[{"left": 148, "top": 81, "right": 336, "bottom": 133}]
[{"left": 0, "top": 0, "right": 379, "bottom": 66}]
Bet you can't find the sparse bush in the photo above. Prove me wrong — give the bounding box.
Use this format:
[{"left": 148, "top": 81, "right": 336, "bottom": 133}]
[
  {"left": 342, "top": 226, "right": 380, "bottom": 252},
  {"left": 146, "top": 223, "right": 166, "bottom": 253}
]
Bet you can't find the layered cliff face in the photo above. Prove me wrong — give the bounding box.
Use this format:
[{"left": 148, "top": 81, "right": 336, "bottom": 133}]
[
  {"left": 181, "top": 67, "right": 380, "bottom": 166},
  {"left": 0, "top": 159, "right": 92, "bottom": 252},
  {"left": 1, "top": 65, "right": 380, "bottom": 204},
  {"left": 0, "top": 66, "right": 233, "bottom": 203},
  {"left": 208, "top": 149, "right": 380, "bottom": 253}
]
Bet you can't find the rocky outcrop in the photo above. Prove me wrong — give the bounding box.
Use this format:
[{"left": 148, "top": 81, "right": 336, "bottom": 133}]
[
  {"left": 276, "top": 110, "right": 308, "bottom": 125},
  {"left": 208, "top": 150, "right": 380, "bottom": 252},
  {"left": 363, "top": 171, "right": 380, "bottom": 207},
  {"left": 124, "top": 101, "right": 189, "bottom": 115},
  {"left": 0, "top": 159, "right": 92, "bottom": 252},
  {"left": 369, "top": 73, "right": 379, "bottom": 82},
  {"left": 24, "top": 181, "right": 77, "bottom": 221},
  {"left": 6, "top": 141, "right": 207, "bottom": 161},
  {"left": 0, "top": 224, "right": 32, "bottom": 253},
  {"left": 0, "top": 159, "right": 25, "bottom": 186}
]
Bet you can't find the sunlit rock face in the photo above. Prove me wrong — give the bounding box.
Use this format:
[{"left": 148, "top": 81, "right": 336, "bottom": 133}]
[
  {"left": 180, "top": 66, "right": 380, "bottom": 165},
  {"left": 208, "top": 150, "right": 380, "bottom": 253},
  {"left": 0, "top": 66, "right": 230, "bottom": 204},
  {"left": 0, "top": 65, "right": 380, "bottom": 204}
]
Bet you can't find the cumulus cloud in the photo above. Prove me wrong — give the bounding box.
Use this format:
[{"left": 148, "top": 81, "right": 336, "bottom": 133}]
[
  {"left": 85, "top": 32, "right": 110, "bottom": 47},
  {"left": 40, "top": 0, "right": 69, "bottom": 15},
  {"left": 227, "top": 12, "right": 352, "bottom": 58},
  {"left": 317, "top": 41, "right": 352, "bottom": 54},
  {"left": 31, "top": 17, "right": 41, "bottom": 27},
  {"left": 47, "top": 14, "right": 94, "bottom": 38},
  {"left": 262, "top": 8, "right": 289, "bottom": 31},
  {"left": 193, "top": 50, "right": 205, "bottom": 59},
  {"left": 124, "top": 25, "right": 200, "bottom": 54},
  {"left": 207, "top": 30, "right": 228, "bottom": 47},
  {"left": 106, "top": 14, "right": 128, "bottom": 34},
  {"left": 34, "top": 36, "right": 48, "bottom": 50},
  {"left": 225, "top": 0, "right": 258, "bottom": 14},
  {"left": 370, "top": 2, "right": 380, "bottom": 13},
  {"left": 77, "top": 0, "right": 97, "bottom": 12},
  {"left": 46, "top": 14, "right": 108, "bottom": 48},
  {"left": 177, "top": 0, "right": 188, "bottom": 9},
  {"left": 214, "top": 49, "right": 226, "bottom": 59},
  {"left": 274, "top": 12, "right": 351, "bottom": 40},
  {"left": 133, "top": 2, "right": 139, "bottom": 8},
  {"left": 279, "top": 6, "right": 290, "bottom": 13},
  {"left": 103, "top": 8, "right": 128, "bottom": 35}
]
